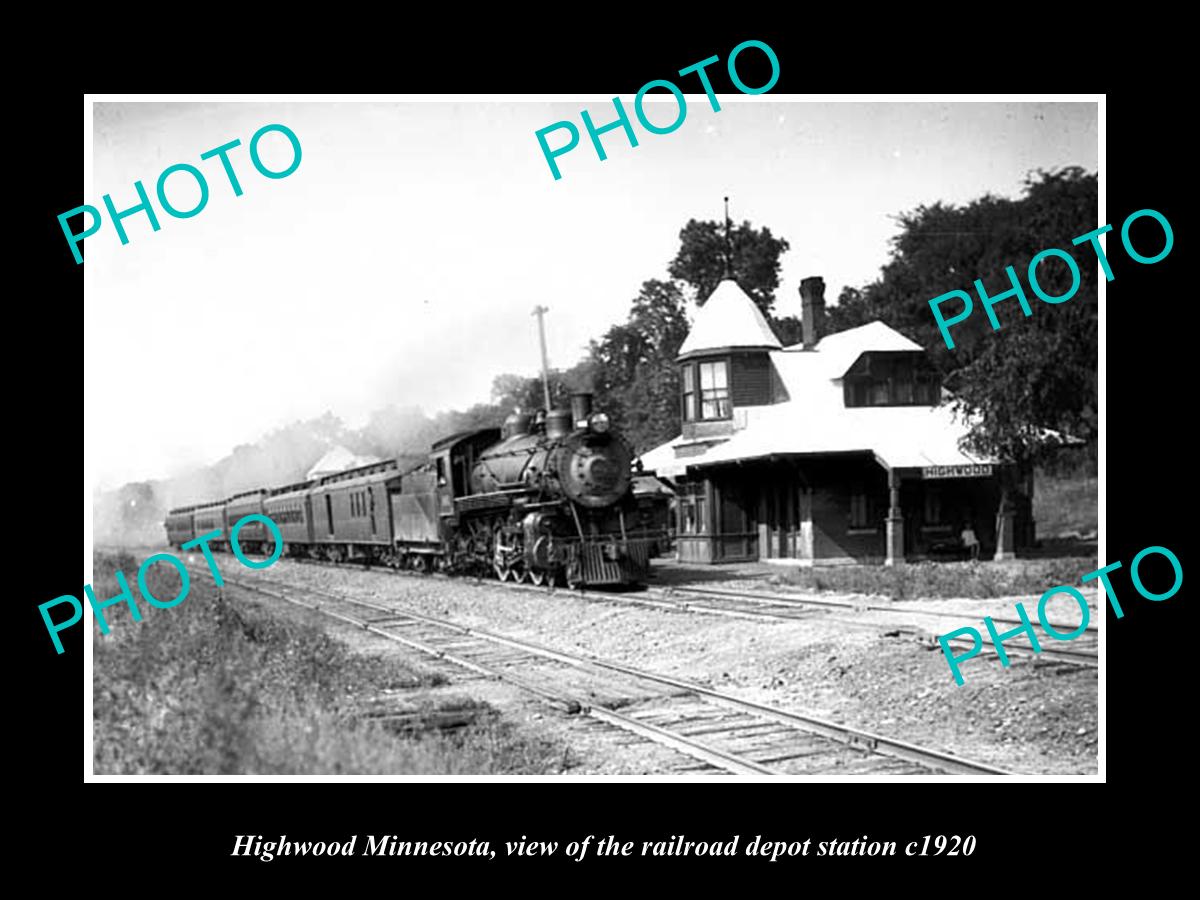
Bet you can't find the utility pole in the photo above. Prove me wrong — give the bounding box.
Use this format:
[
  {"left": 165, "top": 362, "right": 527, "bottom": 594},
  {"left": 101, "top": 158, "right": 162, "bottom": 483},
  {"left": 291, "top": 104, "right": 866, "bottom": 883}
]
[{"left": 532, "top": 305, "right": 553, "bottom": 411}]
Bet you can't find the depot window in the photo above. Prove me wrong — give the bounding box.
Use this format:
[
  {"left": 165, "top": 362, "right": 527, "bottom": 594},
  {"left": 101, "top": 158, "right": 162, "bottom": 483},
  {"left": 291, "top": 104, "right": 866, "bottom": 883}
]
[
  {"left": 682, "top": 364, "right": 696, "bottom": 422},
  {"left": 850, "top": 487, "right": 871, "bottom": 529},
  {"left": 699, "top": 361, "right": 730, "bottom": 419},
  {"left": 681, "top": 359, "right": 731, "bottom": 422},
  {"left": 677, "top": 480, "right": 709, "bottom": 535},
  {"left": 680, "top": 496, "right": 708, "bottom": 534},
  {"left": 924, "top": 487, "right": 944, "bottom": 525}
]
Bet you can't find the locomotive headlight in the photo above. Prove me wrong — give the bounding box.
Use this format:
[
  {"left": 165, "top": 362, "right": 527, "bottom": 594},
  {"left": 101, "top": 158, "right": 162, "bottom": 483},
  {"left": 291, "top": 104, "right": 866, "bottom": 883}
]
[{"left": 589, "top": 413, "right": 611, "bottom": 433}]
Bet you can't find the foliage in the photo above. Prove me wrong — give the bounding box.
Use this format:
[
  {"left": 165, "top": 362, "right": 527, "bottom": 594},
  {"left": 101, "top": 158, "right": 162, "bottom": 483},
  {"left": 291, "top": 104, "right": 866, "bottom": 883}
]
[
  {"left": 1033, "top": 458, "right": 1098, "bottom": 539},
  {"left": 92, "top": 554, "right": 570, "bottom": 775},
  {"left": 827, "top": 167, "right": 1098, "bottom": 465},
  {"left": 668, "top": 218, "right": 791, "bottom": 316},
  {"left": 587, "top": 279, "right": 691, "bottom": 453},
  {"left": 769, "top": 314, "right": 805, "bottom": 347},
  {"left": 489, "top": 364, "right": 595, "bottom": 417}
]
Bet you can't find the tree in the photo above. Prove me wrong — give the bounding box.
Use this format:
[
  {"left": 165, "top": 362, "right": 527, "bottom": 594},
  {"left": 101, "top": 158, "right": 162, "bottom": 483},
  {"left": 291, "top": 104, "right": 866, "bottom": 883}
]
[
  {"left": 588, "top": 279, "right": 691, "bottom": 452},
  {"left": 829, "top": 167, "right": 1098, "bottom": 468},
  {"left": 491, "top": 373, "right": 545, "bottom": 414},
  {"left": 491, "top": 370, "right": 577, "bottom": 415},
  {"left": 769, "top": 314, "right": 805, "bottom": 346},
  {"left": 668, "top": 218, "right": 790, "bottom": 316}
]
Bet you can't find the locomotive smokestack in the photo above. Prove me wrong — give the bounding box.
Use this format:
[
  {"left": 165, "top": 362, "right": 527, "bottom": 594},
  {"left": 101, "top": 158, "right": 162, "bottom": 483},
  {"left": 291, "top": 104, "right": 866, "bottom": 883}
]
[{"left": 570, "top": 392, "right": 594, "bottom": 428}]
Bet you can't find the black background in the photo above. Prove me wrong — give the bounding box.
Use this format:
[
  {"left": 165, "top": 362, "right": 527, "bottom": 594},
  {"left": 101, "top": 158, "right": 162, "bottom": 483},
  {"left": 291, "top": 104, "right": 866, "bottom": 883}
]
[{"left": 19, "top": 20, "right": 1188, "bottom": 886}]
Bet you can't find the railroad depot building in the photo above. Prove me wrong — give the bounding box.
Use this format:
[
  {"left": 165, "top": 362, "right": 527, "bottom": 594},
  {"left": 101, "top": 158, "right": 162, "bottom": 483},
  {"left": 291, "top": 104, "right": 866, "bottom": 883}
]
[{"left": 639, "top": 276, "right": 1033, "bottom": 565}]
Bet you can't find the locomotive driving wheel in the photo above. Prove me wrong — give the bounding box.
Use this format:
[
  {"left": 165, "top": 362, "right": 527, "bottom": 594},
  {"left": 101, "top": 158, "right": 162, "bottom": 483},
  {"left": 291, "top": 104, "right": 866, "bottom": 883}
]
[
  {"left": 493, "top": 560, "right": 511, "bottom": 581},
  {"left": 528, "top": 569, "right": 547, "bottom": 587}
]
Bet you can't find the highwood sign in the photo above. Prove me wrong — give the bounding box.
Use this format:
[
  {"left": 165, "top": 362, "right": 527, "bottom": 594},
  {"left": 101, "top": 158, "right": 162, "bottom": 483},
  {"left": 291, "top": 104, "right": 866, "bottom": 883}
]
[{"left": 921, "top": 464, "right": 994, "bottom": 479}]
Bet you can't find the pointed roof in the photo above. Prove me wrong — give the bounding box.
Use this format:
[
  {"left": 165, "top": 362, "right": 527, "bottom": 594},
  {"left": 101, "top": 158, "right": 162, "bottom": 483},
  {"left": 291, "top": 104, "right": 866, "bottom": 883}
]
[{"left": 677, "top": 278, "right": 782, "bottom": 361}]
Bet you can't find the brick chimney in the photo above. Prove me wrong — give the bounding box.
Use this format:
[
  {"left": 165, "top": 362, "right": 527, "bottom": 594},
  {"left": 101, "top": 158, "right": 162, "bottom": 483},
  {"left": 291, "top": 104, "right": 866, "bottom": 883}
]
[{"left": 800, "top": 276, "right": 826, "bottom": 349}]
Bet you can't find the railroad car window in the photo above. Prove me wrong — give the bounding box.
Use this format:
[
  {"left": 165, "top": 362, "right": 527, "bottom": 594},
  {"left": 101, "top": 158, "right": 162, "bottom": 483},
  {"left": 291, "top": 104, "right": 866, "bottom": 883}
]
[
  {"left": 699, "top": 361, "right": 730, "bottom": 419},
  {"left": 682, "top": 364, "right": 696, "bottom": 422},
  {"left": 326, "top": 494, "right": 334, "bottom": 534}
]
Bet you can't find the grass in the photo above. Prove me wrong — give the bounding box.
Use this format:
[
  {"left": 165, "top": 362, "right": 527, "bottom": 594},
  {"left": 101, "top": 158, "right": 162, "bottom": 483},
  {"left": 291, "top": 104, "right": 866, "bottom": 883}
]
[
  {"left": 93, "top": 551, "right": 571, "bottom": 775},
  {"left": 771, "top": 557, "right": 1098, "bottom": 601}
]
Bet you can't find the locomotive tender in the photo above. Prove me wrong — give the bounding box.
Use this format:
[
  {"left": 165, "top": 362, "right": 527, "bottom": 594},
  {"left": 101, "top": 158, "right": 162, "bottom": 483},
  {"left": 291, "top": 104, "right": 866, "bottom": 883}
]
[{"left": 165, "top": 392, "right": 667, "bottom": 588}]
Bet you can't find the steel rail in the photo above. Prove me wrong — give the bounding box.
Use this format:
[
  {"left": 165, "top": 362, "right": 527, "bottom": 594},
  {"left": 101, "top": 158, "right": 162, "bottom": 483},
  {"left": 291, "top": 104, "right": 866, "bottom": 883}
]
[
  {"left": 224, "top": 573, "right": 1013, "bottom": 776},
  {"left": 663, "top": 584, "right": 1100, "bottom": 634},
  {"left": 651, "top": 587, "right": 1098, "bottom": 667},
  {"left": 290, "top": 556, "right": 1099, "bottom": 663},
  {"left": 215, "top": 577, "right": 776, "bottom": 776}
]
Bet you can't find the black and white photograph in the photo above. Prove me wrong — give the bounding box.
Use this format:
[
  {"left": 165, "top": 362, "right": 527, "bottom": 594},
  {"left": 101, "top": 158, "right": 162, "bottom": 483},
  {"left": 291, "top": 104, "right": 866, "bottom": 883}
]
[{"left": 82, "top": 95, "right": 1102, "bottom": 780}]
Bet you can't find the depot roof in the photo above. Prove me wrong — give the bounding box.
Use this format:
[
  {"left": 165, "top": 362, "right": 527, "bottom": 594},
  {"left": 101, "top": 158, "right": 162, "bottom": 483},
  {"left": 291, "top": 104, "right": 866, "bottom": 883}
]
[{"left": 642, "top": 321, "right": 994, "bottom": 477}]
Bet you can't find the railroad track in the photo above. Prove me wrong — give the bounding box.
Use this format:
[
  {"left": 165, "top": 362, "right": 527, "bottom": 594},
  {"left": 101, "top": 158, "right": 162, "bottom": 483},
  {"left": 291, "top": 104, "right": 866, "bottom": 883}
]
[
  {"left": 645, "top": 584, "right": 1099, "bottom": 669},
  {"left": 353, "top": 560, "right": 1098, "bottom": 670},
  {"left": 299, "top": 558, "right": 1097, "bottom": 660},
  {"left": 206, "top": 569, "right": 1013, "bottom": 777},
  {"left": 103, "top": 544, "right": 1098, "bottom": 669}
]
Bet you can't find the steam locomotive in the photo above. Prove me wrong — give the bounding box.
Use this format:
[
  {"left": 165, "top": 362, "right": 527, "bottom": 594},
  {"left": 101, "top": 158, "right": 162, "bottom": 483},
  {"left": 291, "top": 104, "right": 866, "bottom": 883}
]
[{"left": 164, "top": 392, "right": 670, "bottom": 588}]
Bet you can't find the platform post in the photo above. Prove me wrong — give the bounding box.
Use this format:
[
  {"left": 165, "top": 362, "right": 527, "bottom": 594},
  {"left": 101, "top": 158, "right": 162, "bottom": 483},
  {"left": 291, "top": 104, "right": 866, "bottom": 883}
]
[{"left": 885, "top": 468, "right": 904, "bottom": 567}]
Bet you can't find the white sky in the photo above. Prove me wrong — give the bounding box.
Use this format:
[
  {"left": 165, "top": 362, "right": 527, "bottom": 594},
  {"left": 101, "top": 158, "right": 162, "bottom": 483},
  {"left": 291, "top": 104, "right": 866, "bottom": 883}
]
[{"left": 86, "top": 99, "right": 1096, "bottom": 489}]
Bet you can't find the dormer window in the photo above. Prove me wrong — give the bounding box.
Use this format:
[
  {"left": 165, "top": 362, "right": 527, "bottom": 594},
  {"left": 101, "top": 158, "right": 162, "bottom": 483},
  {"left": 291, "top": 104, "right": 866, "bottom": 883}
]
[{"left": 843, "top": 351, "right": 939, "bottom": 408}]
